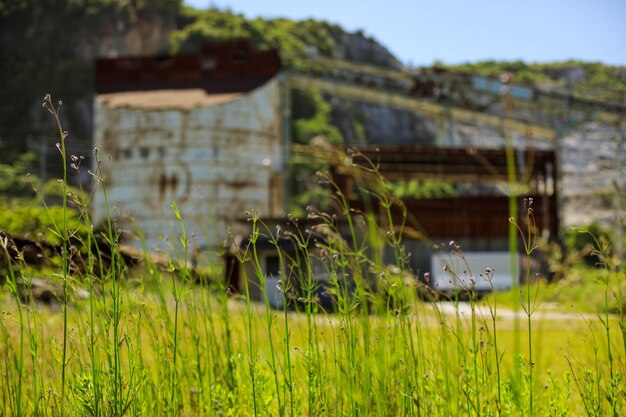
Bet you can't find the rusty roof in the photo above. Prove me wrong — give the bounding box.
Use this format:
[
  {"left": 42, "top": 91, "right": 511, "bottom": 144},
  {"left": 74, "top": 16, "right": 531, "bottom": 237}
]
[{"left": 96, "top": 40, "right": 281, "bottom": 95}]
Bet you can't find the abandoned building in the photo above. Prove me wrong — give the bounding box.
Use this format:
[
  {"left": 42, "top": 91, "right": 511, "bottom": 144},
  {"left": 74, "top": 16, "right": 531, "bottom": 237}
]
[
  {"left": 93, "top": 41, "right": 624, "bottom": 298},
  {"left": 93, "top": 41, "right": 286, "bottom": 256}
]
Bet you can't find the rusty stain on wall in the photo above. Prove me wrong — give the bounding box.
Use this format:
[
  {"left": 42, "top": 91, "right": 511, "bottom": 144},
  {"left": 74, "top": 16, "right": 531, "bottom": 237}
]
[{"left": 93, "top": 43, "right": 283, "bottom": 253}]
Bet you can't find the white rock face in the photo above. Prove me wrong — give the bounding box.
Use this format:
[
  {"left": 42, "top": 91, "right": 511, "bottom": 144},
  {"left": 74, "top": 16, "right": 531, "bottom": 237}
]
[{"left": 561, "top": 123, "right": 624, "bottom": 227}]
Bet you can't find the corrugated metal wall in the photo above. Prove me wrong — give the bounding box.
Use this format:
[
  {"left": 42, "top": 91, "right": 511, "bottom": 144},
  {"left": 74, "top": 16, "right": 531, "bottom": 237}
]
[{"left": 93, "top": 78, "right": 283, "bottom": 253}]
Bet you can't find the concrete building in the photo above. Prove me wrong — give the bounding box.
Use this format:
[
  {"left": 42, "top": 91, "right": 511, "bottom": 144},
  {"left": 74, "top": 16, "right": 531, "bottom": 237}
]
[{"left": 93, "top": 42, "right": 285, "bottom": 254}]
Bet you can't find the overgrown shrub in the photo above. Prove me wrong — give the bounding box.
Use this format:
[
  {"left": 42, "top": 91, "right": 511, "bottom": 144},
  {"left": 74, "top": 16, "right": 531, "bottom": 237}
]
[{"left": 0, "top": 204, "right": 86, "bottom": 245}]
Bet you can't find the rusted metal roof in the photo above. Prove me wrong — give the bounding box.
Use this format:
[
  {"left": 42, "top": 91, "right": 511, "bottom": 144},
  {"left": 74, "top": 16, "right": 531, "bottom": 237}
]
[{"left": 96, "top": 40, "right": 282, "bottom": 95}]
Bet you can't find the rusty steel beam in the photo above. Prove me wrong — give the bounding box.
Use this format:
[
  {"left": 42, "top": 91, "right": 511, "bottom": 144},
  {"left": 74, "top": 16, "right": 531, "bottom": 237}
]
[{"left": 348, "top": 195, "right": 558, "bottom": 240}]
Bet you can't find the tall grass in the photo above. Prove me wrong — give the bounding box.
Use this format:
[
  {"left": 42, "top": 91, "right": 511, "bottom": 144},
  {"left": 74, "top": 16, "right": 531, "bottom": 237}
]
[
  {"left": 42, "top": 95, "right": 71, "bottom": 417},
  {"left": 0, "top": 96, "right": 624, "bottom": 416}
]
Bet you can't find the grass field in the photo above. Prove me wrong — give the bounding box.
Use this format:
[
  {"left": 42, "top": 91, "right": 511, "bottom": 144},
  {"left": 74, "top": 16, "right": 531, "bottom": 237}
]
[
  {"left": 0, "top": 96, "right": 624, "bottom": 416},
  {"left": 0, "top": 272, "right": 624, "bottom": 417}
]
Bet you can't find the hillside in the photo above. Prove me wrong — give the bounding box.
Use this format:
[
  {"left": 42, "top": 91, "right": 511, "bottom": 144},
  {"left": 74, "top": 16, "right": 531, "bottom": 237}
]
[
  {"left": 2, "top": 2, "right": 624, "bottom": 149},
  {"left": 171, "top": 7, "right": 401, "bottom": 69}
]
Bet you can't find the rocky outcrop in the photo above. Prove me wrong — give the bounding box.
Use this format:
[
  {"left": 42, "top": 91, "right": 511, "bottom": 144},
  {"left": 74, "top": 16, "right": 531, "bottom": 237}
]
[
  {"left": 329, "top": 29, "right": 403, "bottom": 70},
  {"left": 328, "top": 97, "right": 437, "bottom": 145},
  {"left": 0, "top": 1, "right": 177, "bottom": 141}
]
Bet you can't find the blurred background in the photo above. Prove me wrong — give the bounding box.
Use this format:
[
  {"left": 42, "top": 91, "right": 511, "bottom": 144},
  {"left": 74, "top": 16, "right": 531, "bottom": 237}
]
[{"left": 0, "top": 0, "right": 624, "bottom": 269}]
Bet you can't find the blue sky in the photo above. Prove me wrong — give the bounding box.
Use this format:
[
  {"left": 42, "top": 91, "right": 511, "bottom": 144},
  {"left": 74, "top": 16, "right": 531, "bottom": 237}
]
[{"left": 184, "top": 0, "right": 626, "bottom": 67}]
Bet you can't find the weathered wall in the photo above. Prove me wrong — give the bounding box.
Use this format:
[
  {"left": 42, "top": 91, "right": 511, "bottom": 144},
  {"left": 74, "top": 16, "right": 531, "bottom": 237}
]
[{"left": 93, "top": 78, "right": 282, "bottom": 252}]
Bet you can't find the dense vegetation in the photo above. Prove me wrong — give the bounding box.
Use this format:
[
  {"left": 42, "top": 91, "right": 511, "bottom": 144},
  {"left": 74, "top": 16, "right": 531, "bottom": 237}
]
[{"left": 171, "top": 7, "right": 337, "bottom": 60}]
